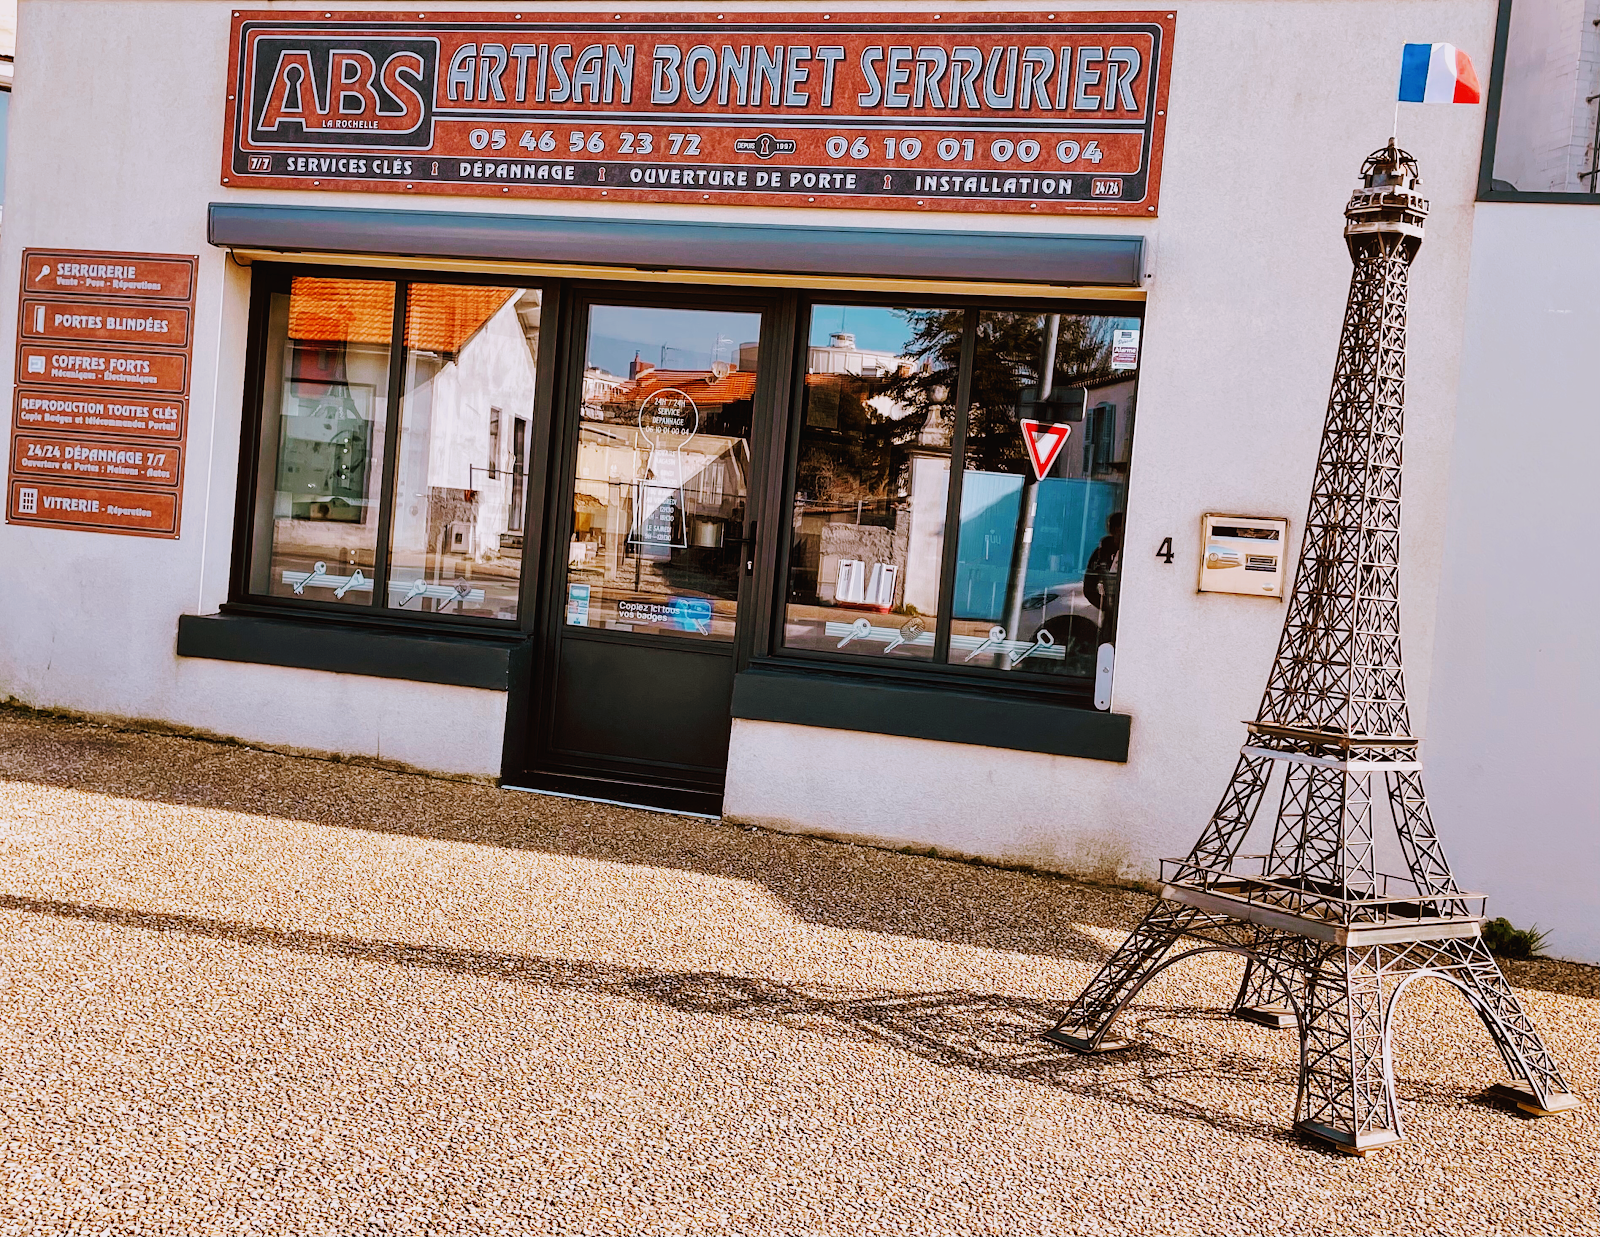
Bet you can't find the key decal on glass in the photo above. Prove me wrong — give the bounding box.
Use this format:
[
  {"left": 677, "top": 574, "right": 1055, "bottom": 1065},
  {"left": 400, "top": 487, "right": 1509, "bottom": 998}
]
[
  {"left": 836, "top": 617, "right": 873, "bottom": 649},
  {"left": 1007, "top": 626, "right": 1056, "bottom": 668},
  {"left": 333, "top": 567, "right": 366, "bottom": 599},
  {"left": 291, "top": 561, "right": 328, "bottom": 594},
  {"left": 884, "top": 615, "right": 926, "bottom": 654},
  {"left": 965, "top": 625, "right": 1009, "bottom": 662}
]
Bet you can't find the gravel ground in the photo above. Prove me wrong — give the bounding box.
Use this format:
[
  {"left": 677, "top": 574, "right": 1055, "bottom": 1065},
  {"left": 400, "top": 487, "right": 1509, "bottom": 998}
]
[{"left": 0, "top": 709, "right": 1594, "bottom": 1236}]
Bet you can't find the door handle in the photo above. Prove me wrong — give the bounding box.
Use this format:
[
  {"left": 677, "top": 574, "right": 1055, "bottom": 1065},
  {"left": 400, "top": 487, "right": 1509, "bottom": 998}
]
[{"left": 743, "top": 523, "right": 756, "bottom": 576}]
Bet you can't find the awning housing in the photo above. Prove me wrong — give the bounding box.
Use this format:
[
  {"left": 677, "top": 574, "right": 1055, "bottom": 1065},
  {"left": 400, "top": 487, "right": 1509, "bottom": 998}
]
[{"left": 208, "top": 203, "right": 1146, "bottom": 291}]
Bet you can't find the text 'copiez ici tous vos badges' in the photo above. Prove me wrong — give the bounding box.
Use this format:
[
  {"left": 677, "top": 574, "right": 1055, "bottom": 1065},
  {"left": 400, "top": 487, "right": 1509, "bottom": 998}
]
[{"left": 222, "top": 10, "right": 1174, "bottom": 216}]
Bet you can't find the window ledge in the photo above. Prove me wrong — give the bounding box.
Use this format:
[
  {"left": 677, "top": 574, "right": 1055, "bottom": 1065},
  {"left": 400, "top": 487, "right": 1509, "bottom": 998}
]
[
  {"left": 731, "top": 663, "right": 1130, "bottom": 762},
  {"left": 176, "top": 611, "right": 526, "bottom": 691}
]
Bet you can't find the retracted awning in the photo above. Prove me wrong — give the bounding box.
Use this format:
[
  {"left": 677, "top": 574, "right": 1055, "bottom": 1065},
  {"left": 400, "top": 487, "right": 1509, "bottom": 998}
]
[{"left": 208, "top": 203, "right": 1145, "bottom": 295}]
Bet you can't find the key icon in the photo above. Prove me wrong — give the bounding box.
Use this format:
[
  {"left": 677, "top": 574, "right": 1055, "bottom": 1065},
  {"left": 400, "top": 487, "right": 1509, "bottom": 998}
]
[
  {"left": 333, "top": 568, "right": 366, "bottom": 600},
  {"left": 836, "top": 617, "right": 872, "bottom": 649},
  {"left": 1007, "top": 625, "right": 1057, "bottom": 668},
  {"left": 883, "top": 615, "right": 926, "bottom": 654},
  {"left": 964, "top": 624, "right": 1008, "bottom": 662},
  {"left": 292, "top": 561, "right": 328, "bottom": 594}
]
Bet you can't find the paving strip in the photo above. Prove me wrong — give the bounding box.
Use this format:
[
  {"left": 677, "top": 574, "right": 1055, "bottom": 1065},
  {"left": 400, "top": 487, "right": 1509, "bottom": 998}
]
[{"left": 0, "top": 711, "right": 1594, "bottom": 1235}]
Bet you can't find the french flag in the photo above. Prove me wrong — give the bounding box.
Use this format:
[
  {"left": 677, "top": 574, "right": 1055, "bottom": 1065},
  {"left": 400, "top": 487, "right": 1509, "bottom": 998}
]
[{"left": 1398, "top": 43, "right": 1481, "bottom": 103}]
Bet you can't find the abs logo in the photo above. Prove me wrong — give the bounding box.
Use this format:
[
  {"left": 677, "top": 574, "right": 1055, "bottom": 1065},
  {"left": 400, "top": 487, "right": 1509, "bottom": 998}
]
[{"left": 243, "top": 32, "right": 438, "bottom": 148}]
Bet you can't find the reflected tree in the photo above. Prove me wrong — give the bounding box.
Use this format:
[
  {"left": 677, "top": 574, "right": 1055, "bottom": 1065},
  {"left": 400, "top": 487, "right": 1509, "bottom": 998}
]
[{"left": 883, "top": 310, "right": 1116, "bottom": 472}]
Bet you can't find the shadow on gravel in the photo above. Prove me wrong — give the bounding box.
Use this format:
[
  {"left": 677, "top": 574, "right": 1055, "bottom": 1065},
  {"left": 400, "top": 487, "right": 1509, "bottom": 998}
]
[
  {"left": 0, "top": 890, "right": 1311, "bottom": 1148},
  {"left": 0, "top": 715, "right": 1150, "bottom": 966},
  {"left": 3, "top": 715, "right": 1593, "bottom": 1000}
]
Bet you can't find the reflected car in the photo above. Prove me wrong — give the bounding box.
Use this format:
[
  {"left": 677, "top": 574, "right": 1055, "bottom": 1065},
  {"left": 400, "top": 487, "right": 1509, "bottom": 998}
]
[{"left": 1017, "top": 581, "right": 1103, "bottom": 653}]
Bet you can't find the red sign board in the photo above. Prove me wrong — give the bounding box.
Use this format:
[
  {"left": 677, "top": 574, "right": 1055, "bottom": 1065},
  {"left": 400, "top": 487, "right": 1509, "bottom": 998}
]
[
  {"left": 7, "top": 479, "right": 181, "bottom": 537},
  {"left": 22, "top": 251, "right": 196, "bottom": 303},
  {"left": 11, "top": 434, "right": 183, "bottom": 489},
  {"left": 222, "top": 10, "right": 1173, "bottom": 216},
  {"left": 17, "top": 342, "right": 190, "bottom": 397},
  {"left": 12, "top": 390, "right": 186, "bottom": 442},
  {"left": 20, "top": 298, "right": 193, "bottom": 349},
  {"left": 7, "top": 249, "right": 197, "bottom": 539},
  {"left": 1020, "top": 418, "right": 1072, "bottom": 479}
]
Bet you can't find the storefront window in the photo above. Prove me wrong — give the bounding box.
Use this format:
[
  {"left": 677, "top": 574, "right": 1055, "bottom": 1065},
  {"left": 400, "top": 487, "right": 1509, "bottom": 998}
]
[
  {"left": 244, "top": 272, "right": 542, "bottom": 623},
  {"left": 780, "top": 302, "right": 1139, "bottom": 685},
  {"left": 248, "top": 276, "right": 394, "bottom": 607},
  {"left": 388, "top": 284, "right": 541, "bottom": 620},
  {"left": 783, "top": 305, "right": 956, "bottom": 661},
  {"left": 949, "top": 311, "right": 1133, "bottom": 675},
  {"left": 1486, "top": 0, "right": 1600, "bottom": 195}
]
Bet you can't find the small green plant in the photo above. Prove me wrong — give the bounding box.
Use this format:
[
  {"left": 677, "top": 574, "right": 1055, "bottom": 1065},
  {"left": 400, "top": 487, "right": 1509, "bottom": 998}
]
[{"left": 1481, "top": 917, "right": 1551, "bottom": 960}]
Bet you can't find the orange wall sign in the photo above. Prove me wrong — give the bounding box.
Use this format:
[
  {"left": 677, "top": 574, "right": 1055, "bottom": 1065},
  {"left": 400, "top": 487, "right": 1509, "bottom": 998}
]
[
  {"left": 222, "top": 10, "right": 1174, "bottom": 216},
  {"left": 20, "top": 298, "right": 193, "bottom": 349},
  {"left": 11, "top": 390, "right": 186, "bottom": 442},
  {"left": 7, "top": 249, "right": 197, "bottom": 539},
  {"left": 23, "top": 251, "right": 196, "bottom": 303},
  {"left": 10, "top": 434, "right": 183, "bottom": 489},
  {"left": 6, "top": 479, "right": 181, "bottom": 537},
  {"left": 16, "top": 343, "right": 190, "bottom": 397}
]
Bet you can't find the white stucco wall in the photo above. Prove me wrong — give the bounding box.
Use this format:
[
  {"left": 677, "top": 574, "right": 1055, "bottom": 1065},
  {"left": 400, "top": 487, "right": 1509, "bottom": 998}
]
[
  {"left": 729, "top": 2, "right": 1496, "bottom": 887},
  {"left": 5, "top": 0, "right": 1553, "bottom": 935},
  {"left": 0, "top": 0, "right": 509, "bottom": 777},
  {"left": 1423, "top": 203, "right": 1600, "bottom": 963}
]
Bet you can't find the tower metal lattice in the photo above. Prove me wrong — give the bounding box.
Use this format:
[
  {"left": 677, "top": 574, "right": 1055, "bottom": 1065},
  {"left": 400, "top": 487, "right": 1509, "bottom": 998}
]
[{"left": 1045, "top": 142, "right": 1578, "bottom": 1155}]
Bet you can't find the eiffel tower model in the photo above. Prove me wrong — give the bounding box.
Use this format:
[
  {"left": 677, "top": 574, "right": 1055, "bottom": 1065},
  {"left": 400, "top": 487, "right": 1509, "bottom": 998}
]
[{"left": 1044, "top": 141, "right": 1577, "bottom": 1155}]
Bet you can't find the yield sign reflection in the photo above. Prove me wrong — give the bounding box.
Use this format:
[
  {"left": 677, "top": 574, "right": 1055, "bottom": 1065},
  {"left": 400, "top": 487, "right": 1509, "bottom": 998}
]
[{"left": 1019, "top": 419, "right": 1073, "bottom": 480}]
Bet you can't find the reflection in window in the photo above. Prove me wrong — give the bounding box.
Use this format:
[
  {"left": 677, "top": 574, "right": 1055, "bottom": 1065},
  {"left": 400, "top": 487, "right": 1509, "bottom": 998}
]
[
  {"left": 948, "top": 311, "right": 1135, "bottom": 675},
  {"left": 249, "top": 276, "right": 394, "bottom": 606},
  {"left": 1489, "top": 0, "right": 1600, "bottom": 194},
  {"left": 564, "top": 305, "right": 760, "bottom": 641},
  {"left": 783, "top": 306, "right": 957, "bottom": 660},
  {"left": 388, "top": 284, "right": 540, "bottom": 619}
]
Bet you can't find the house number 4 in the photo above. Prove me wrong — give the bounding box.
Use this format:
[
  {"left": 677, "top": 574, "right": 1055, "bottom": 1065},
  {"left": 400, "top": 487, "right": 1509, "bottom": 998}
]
[{"left": 1156, "top": 537, "right": 1175, "bottom": 564}]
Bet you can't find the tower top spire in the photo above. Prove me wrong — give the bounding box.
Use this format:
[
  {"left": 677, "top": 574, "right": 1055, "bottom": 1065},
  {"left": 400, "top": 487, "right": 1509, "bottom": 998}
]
[{"left": 1345, "top": 140, "right": 1428, "bottom": 262}]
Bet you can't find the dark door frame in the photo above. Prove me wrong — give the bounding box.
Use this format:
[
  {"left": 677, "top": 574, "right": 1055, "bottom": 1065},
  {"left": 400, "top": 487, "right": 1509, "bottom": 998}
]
[{"left": 502, "top": 280, "right": 799, "bottom": 811}]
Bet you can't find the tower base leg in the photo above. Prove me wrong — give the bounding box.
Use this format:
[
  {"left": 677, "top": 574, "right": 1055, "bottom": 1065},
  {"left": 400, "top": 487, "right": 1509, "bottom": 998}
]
[
  {"left": 1041, "top": 1028, "right": 1133, "bottom": 1053},
  {"left": 1233, "top": 1005, "right": 1298, "bottom": 1029},
  {"left": 1484, "top": 1081, "right": 1581, "bottom": 1117},
  {"left": 1295, "top": 1121, "right": 1403, "bottom": 1157}
]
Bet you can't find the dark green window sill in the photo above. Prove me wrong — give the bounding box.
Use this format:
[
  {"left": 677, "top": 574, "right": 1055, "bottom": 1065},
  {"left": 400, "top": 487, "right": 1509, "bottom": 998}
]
[
  {"left": 730, "top": 664, "right": 1130, "bottom": 762},
  {"left": 176, "top": 610, "right": 527, "bottom": 691}
]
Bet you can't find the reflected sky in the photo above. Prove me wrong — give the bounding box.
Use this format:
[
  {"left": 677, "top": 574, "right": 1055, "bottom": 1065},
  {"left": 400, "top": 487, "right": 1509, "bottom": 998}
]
[
  {"left": 807, "top": 305, "right": 922, "bottom": 355},
  {"left": 587, "top": 305, "right": 762, "bottom": 378}
]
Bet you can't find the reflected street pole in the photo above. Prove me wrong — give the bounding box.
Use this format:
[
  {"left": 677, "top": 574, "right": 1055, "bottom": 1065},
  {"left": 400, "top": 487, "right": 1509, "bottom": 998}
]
[{"left": 1000, "top": 314, "right": 1059, "bottom": 643}]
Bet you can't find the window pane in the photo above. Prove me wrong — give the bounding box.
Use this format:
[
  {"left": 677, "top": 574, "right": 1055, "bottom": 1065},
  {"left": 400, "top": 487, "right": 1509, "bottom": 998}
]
[
  {"left": 563, "top": 305, "right": 760, "bottom": 641},
  {"left": 387, "top": 284, "right": 540, "bottom": 620},
  {"left": 947, "top": 311, "right": 1137, "bottom": 676},
  {"left": 1490, "top": 0, "right": 1600, "bottom": 194},
  {"left": 782, "top": 306, "right": 958, "bottom": 660},
  {"left": 248, "top": 276, "right": 394, "bottom": 605}
]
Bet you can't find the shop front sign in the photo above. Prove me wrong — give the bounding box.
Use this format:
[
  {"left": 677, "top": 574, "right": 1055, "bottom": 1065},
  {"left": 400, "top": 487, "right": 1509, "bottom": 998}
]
[
  {"left": 223, "top": 10, "right": 1173, "bottom": 216},
  {"left": 6, "top": 249, "right": 197, "bottom": 538},
  {"left": 10, "top": 390, "right": 186, "bottom": 442},
  {"left": 10, "top": 434, "right": 183, "bottom": 489}
]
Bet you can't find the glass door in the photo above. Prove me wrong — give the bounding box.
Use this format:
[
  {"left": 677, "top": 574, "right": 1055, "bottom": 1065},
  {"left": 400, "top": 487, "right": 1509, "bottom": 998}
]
[
  {"left": 526, "top": 299, "right": 769, "bottom": 811},
  {"left": 564, "top": 304, "right": 757, "bottom": 641}
]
